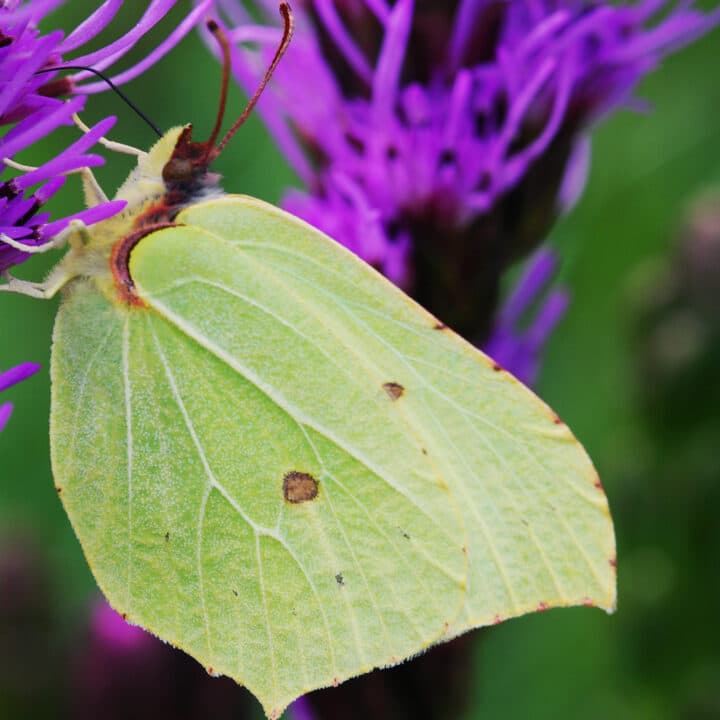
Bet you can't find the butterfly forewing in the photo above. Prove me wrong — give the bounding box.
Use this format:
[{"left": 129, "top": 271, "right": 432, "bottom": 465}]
[{"left": 165, "top": 196, "right": 616, "bottom": 630}]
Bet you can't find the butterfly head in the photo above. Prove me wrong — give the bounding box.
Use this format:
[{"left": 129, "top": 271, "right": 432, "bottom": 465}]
[
  {"left": 160, "top": 125, "right": 221, "bottom": 194},
  {"left": 159, "top": 4, "right": 293, "bottom": 197}
]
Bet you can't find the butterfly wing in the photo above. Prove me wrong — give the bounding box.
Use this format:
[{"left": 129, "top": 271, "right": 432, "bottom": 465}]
[
  {"left": 50, "top": 199, "right": 468, "bottom": 718},
  {"left": 51, "top": 194, "right": 615, "bottom": 717}
]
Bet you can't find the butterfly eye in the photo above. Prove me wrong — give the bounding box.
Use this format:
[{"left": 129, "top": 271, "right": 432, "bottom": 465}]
[{"left": 162, "top": 157, "right": 194, "bottom": 184}]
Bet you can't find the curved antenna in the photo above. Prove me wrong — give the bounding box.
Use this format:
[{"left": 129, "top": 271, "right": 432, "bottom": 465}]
[
  {"left": 215, "top": 1, "right": 293, "bottom": 156},
  {"left": 205, "top": 19, "right": 232, "bottom": 152},
  {"left": 35, "top": 65, "right": 163, "bottom": 138}
]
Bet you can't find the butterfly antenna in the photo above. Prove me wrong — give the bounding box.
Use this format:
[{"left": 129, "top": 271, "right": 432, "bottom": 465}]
[
  {"left": 35, "top": 65, "right": 162, "bottom": 138},
  {"left": 215, "top": 2, "right": 293, "bottom": 156},
  {"left": 205, "top": 19, "right": 232, "bottom": 153}
]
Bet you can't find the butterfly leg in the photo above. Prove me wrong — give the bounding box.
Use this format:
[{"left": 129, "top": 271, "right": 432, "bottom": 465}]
[
  {"left": 0, "top": 267, "right": 71, "bottom": 299},
  {"left": 0, "top": 231, "right": 66, "bottom": 256},
  {"left": 0, "top": 215, "right": 90, "bottom": 256},
  {"left": 80, "top": 167, "right": 110, "bottom": 207},
  {"left": 0, "top": 217, "right": 92, "bottom": 300}
]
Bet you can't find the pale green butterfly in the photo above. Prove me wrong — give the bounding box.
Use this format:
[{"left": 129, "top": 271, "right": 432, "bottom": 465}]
[{"left": 1, "top": 5, "right": 615, "bottom": 718}]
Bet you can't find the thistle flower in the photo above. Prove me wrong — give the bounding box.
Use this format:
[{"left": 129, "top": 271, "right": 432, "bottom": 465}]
[
  {"left": 0, "top": 0, "right": 213, "bottom": 274},
  {"left": 212, "top": 0, "right": 720, "bottom": 342}
]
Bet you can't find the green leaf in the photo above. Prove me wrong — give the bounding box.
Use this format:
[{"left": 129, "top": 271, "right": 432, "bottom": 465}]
[{"left": 50, "top": 195, "right": 614, "bottom": 718}]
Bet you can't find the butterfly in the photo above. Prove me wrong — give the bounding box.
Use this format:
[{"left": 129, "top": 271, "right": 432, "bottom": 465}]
[{"left": 0, "top": 5, "right": 614, "bottom": 718}]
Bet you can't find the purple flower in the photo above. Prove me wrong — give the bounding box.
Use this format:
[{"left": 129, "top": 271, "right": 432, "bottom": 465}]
[
  {"left": 1, "top": 0, "right": 213, "bottom": 274},
  {"left": 211, "top": 0, "right": 719, "bottom": 343},
  {"left": 0, "top": 362, "right": 40, "bottom": 431}
]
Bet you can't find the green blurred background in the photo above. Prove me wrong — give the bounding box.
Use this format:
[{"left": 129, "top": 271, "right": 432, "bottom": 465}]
[{"left": 1, "top": 3, "right": 719, "bottom": 719}]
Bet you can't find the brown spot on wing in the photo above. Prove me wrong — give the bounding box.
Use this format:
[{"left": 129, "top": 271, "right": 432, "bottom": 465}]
[
  {"left": 283, "top": 471, "right": 319, "bottom": 504},
  {"left": 382, "top": 382, "right": 404, "bottom": 400}
]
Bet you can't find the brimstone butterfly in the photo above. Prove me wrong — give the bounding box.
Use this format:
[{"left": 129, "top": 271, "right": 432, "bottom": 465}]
[{"left": 1, "top": 6, "right": 615, "bottom": 718}]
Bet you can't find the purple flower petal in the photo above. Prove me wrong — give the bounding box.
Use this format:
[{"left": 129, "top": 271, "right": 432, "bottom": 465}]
[
  {"left": 0, "top": 363, "right": 41, "bottom": 431},
  {"left": 314, "top": 0, "right": 373, "bottom": 84},
  {"left": 40, "top": 199, "right": 127, "bottom": 240},
  {"left": 33, "top": 175, "right": 66, "bottom": 204},
  {"left": 0, "top": 362, "right": 40, "bottom": 394},
  {"left": 59, "top": 0, "right": 123, "bottom": 54},
  {"left": 527, "top": 289, "right": 570, "bottom": 351},
  {"left": 483, "top": 250, "right": 569, "bottom": 386},
  {"left": 67, "top": 0, "right": 177, "bottom": 69},
  {"left": 0, "top": 403, "right": 13, "bottom": 433},
  {"left": 558, "top": 136, "right": 591, "bottom": 213},
  {"left": 2, "top": 0, "right": 64, "bottom": 25},
  {"left": 497, "top": 249, "right": 558, "bottom": 327},
  {"left": 1, "top": 96, "right": 85, "bottom": 159},
  {"left": 13, "top": 116, "right": 116, "bottom": 188},
  {"left": 76, "top": 0, "right": 213, "bottom": 93},
  {"left": 371, "top": 0, "right": 413, "bottom": 128},
  {"left": 0, "top": 31, "right": 63, "bottom": 119}
]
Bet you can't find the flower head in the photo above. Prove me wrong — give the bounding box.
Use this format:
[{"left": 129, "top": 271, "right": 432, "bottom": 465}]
[
  {"left": 214, "top": 0, "right": 719, "bottom": 340},
  {"left": 0, "top": 0, "right": 212, "bottom": 274}
]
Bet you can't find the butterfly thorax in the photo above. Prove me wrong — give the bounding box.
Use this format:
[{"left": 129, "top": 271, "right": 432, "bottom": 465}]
[{"left": 56, "top": 125, "right": 224, "bottom": 307}]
